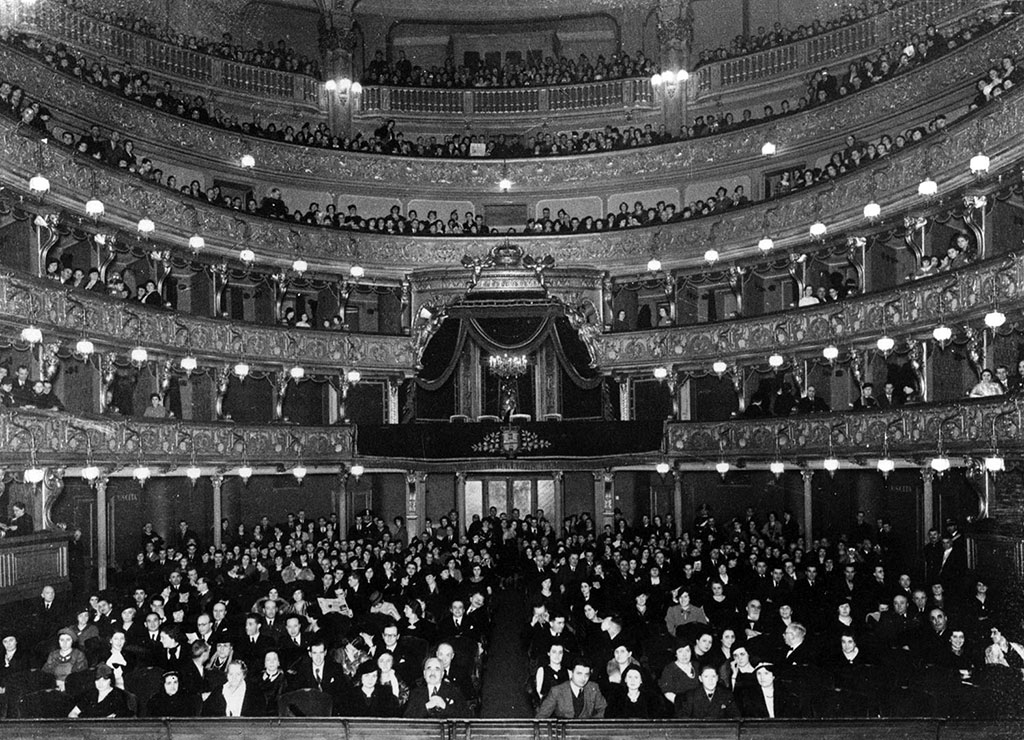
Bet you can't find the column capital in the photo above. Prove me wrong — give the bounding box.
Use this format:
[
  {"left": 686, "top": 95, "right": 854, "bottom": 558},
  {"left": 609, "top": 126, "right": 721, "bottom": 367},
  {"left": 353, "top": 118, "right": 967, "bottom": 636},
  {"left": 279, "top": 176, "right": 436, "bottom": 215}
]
[
  {"left": 94, "top": 475, "right": 110, "bottom": 493},
  {"left": 552, "top": 470, "right": 564, "bottom": 483},
  {"left": 455, "top": 471, "right": 467, "bottom": 483},
  {"left": 210, "top": 474, "right": 225, "bottom": 489},
  {"left": 920, "top": 468, "right": 935, "bottom": 485},
  {"left": 801, "top": 469, "right": 815, "bottom": 484}
]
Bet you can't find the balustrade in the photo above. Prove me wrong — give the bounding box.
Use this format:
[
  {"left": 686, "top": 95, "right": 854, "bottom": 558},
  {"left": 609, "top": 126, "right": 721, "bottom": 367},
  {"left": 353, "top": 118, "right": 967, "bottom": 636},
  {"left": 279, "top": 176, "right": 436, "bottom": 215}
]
[{"left": 14, "top": 0, "right": 320, "bottom": 107}]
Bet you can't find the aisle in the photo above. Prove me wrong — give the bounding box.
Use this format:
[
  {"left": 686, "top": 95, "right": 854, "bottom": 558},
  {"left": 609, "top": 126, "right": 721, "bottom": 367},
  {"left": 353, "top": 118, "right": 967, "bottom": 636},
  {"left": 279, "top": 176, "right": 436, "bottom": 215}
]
[{"left": 478, "top": 587, "right": 533, "bottom": 718}]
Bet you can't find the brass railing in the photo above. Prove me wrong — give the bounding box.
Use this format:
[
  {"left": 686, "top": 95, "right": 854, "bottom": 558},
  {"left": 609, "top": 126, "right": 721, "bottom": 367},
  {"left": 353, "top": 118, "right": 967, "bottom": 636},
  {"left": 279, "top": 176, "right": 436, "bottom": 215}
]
[{"left": 12, "top": 0, "right": 321, "bottom": 106}]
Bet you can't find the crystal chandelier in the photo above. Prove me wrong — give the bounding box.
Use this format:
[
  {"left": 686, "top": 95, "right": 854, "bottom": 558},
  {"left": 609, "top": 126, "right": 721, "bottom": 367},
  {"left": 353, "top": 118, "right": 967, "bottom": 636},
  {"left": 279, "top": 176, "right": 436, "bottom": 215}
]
[{"left": 488, "top": 353, "right": 529, "bottom": 378}]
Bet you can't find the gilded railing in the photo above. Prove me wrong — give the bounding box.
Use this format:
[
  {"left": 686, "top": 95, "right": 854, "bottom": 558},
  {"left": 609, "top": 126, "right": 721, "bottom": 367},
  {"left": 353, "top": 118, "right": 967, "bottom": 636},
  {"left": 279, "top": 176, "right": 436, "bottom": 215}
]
[
  {"left": 695, "top": 0, "right": 984, "bottom": 94},
  {"left": 0, "top": 273, "right": 417, "bottom": 374},
  {"left": 0, "top": 407, "right": 355, "bottom": 467},
  {"left": 12, "top": 0, "right": 321, "bottom": 106}
]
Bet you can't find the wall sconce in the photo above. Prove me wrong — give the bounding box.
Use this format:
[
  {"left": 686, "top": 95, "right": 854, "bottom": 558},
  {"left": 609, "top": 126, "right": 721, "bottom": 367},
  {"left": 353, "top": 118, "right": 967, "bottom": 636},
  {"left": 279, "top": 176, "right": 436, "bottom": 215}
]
[
  {"left": 809, "top": 221, "right": 827, "bottom": 239},
  {"left": 969, "top": 153, "right": 990, "bottom": 175},
  {"left": 349, "top": 265, "right": 365, "bottom": 279},
  {"left": 655, "top": 462, "right": 671, "bottom": 476},
  {"left": 704, "top": 249, "right": 720, "bottom": 264},
  {"left": 130, "top": 347, "right": 149, "bottom": 366},
  {"left": 760, "top": 142, "right": 777, "bottom": 157},
  {"left": 715, "top": 460, "right": 730, "bottom": 479},
  {"left": 877, "top": 457, "right": 895, "bottom": 477},
  {"left": 876, "top": 335, "right": 895, "bottom": 354},
  {"left": 918, "top": 178, "right": 938, "bottom": 197},
  {"left": 137, "top": 217, "right": 155, "bottom": 235},
  {"left": 179, "top": 355, "right": 198, "bottom": 375},
  {"left": 289, "top": 365, "right": 306, "bottom": 380},
  {"left": 767, "top": 353, "right": 784, "bottom": 369},
  {"left": 769, "top": 460, "right": 785, "bottom": 478},
  {"left": 292, "top": 258, "right": 309, "bottom": 274},
  {"left": 646, "top": 257, "right": 662, "bottom": 273},
  {"left": 237, "top": 464, "right": 253, "bottom": 484},
  {"left": 188, "top": 235, "right": 205, "bottom": 251},
  {"left": 712, "top": 360, "right": 728, "bottom": 377},
  {"left": 863, "top": 202, "right": 881, "bottom": 221},
  {"left": 932, "top": 324, "right": 953, "bottom": 348},
  {"left": 984, "top": 310, "right": 1006, "bottom": 330},
  {"left": 233, "top": 361, "right": 251, "bottom": 379},
  {"left": 240, "top": 154, "right": 256, "bottom": 169},
  {"left": 349, "top": 464, "right": 365, "bottom": 479},
  {"left": 292, "top": 464, "right": 308, "bottom": 483},
  {"left": 757, "top": 237, "right": 774, "bottom": 252},
  {"left": 239, "top": 248, "right": 256, "bottom": 264},
  {"left": 20, "top": 326, "right": 43, "bottom": 345},
  {"left": 85, "top": 198, "right": 104, "bottom": 219},
  {"left": 653, "top": 366, "right": 669, "bottom": 380}
]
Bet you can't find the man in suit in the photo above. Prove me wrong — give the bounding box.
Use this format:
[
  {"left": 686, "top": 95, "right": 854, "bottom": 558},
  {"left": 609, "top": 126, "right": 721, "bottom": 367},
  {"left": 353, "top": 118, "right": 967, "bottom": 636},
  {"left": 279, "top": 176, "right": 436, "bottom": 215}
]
[
  {"left": 1, "top": 501, "right": 33, "bottom": 537},
  {"left": 33, "top": 584, "right": 64, "bottom": 640},
  {"left": 277, "top": 615, "right": 310, "bottom": 670},
  {"left": 780, "top": 622, "right": 818, "bottom": 668},
  {"left": 210, "top": 602, "right": 232, "bottom": 644},
  {"left": 290, "top": 640, "right": 344, "bottom": 704},
  {"left": 258, "top": 599, "right": 285, "bottom": 646},
  {"left": 159, "top": 627, "right": 190, "bottom": 672},
  {"left": 436, "top": 599, "right": 479, "bottom": 642},
  {"left": 675, "top": 665, "right": 741, "bottom": 719},
  {"left": 234, "top": 615, "right": 274, "bottom": 668},
  {"left": 405, "top": 656, "right": 471, "bottom": 718},
  {"left": 535, "top": 659, "right": 607, "bottom": 719},
  {"left": 737, "top": 663, "right": 799, "bottom": 718}
]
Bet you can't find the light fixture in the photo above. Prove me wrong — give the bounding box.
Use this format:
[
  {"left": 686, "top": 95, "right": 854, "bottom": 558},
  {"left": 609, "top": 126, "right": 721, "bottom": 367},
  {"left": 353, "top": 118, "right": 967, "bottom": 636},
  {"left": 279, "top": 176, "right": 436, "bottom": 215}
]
[
  {"left": 823, "top": 457, "right": 840, "bottom": 475},
  {"left": 653, "top": 366, "right": 669, "bottom": 380},
  {"left": 94, "top": 233, "right": 107, "bottom": 246},
  {"left": 677, "top": 70, "right": 690, "bottom": 81},
  {"left": 769, "top": 460, "right": 785, "bottom": 477},
  {"left": 930, "top": 456, "right": 950, "bottom": 474},
  {"left": 768, "top": 353, "right": 784, "bottom": 369},
  {"left": 498, "top": 177, "right": 512, "bottom": 192},
  {"left": 712, "top": 360, "right": 728, "bottom": 376},
  {"left": 237, "top": 465, "right": 253, "bottom": 482},
  {"left": 761, "top": 142, "right": 777, "bottom": 156},
  {"left": 20, "top": 326, "right": 43, "bottom": 345},
  {"left": 876, "top": 335, "right": 895, "bottom": 354},
  {"left": 350, "top": 82, "right": 362, "bottom": 94},
  {"left": 81, "top": 465, "right": 100, "bottom": 482},
  {"left": 130, "top": 347, "right": 149, "bottom": 365},
  {"left": 339, "top": 78, "right": 352, "bottom": 91},
  {"left": 137, "top": 217, "right": 155, "bottom": 234},
  {"left": 292, "top": 258, "right": 308, "bottom": 274},
  {"left": 877, "top": 457, "right": 896, "bottom": 476},
  {"left": 24, "top": 466, "right": 45, "bottom": 485},
  {"left": 863, "top": 202, "right": 881, "bottom": 220},
  {"left": 715, "top": 460, "right": 730, "bottom": 478},
  {"left": 324, "top": 79, "right": 337, "bottom": 91},
  {"left": 346, "top": 369, "right": 362, "bottom": 384},
  {"left": 970, "top": 153, "right": 990, "bottom": 174},
  {"left": 651, "top": 73, "right": 663, "bottom": 86},
  {"left": 757, "top": 237, "right": 774, "bottom": 252},
  {"left": 984, "top": 310, "right": 1006, "bottom": 329},
  {"left": 932, "top": 325, "right": 953, "bottom": 346},
  {"left": 188, "top": 235, "right": 205, "bottom": 250},
  {"left": 185, "top": 466, "right": 202, "bottom": 483},
  {"left": 85, "top": 198, "right": 104, "bottom": 217},
  {"left": 133, "top": 465, "right": 152, "bottom": 483},
  {"left": 289, "top": 365, "right": 305, "bottom": 380},
  {"left": 292, "top": 465, "right": 308, "bottom": 482},
  {"left": 76, "top": 338, "right": 95, "bottom": 356},
  {"left": 704, "top": 249, "right": 720, "bottom": 264},
  {"left": 233, "top": 361, "right": 250, "bottom": 378},
  {"left": 647, "top": 258, "right": 662, "bottom": 272},
  {"left": 239, "top": 248, "right": 256, "bottom": 263},
  {"left": 661, "top": 70, "right": 676, "bottom": 84},
  {"left": 29, "top": 174, "right": 50, "bottom": 194},
  {"left": 984, "top": 455, "right": 1005, "bottom": 473},
  {"left": 809, "top": 221, "right": 827, "bottom": 238},
  {"left": 918, "top": 178, "right": 937, "bottom": 197},
  {"left": 179, "top": 356, "right": 198, "bottom": 374},
  {"left": 349, "top": 265, "right": 365, "bottom": 278},
  {"left": 655, "top": 462, "right": 671, "bottom": 476},
  {"left": 240, "top": 154, "right": 256, "bottom": 169},
  {"left": 822, "top": 345, "right": 839, "bottom": 362},
  {"left": 349, "top": 464, "right": 365, "bottom": 479}
]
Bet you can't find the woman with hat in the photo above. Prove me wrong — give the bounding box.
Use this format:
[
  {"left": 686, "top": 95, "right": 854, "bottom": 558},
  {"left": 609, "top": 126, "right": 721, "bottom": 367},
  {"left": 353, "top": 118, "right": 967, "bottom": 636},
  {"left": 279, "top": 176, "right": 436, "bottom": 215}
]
[
  {"left": 42, "top": 628, "right": 88, "bottom": 690},
  {"left": 146, "top": 671, "right": 198, "bottom": 717},
  {"left": 68, "top": 664, "right": 131, "bottom": 717},
  {"left": 339, "top": 659, "right": 399, "bottom": 717}
]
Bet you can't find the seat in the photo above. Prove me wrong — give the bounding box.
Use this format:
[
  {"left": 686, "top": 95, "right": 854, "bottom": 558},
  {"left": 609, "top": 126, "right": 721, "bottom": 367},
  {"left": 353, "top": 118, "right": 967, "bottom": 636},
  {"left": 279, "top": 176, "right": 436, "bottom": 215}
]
[
  {"left": 18, "top": 688, "right": 75, "bottom": 719},
  {"left": 883, "top": 685, "right": 938, "bottom": 717},
  {"left": 63, "top": 669, "right": 95, "bottom": 699},
  {"left": 476, "top": 415, "right": 500, "bottom": 423},
  {"left": 124, "top": 666, "right": 166, "bottom": 711},
  {"left": 510, "top": 413, "right": 532, "bottom": 423},
  {"left": 2, "top": 670, "right": 55, "bottom": 717},
  {"left": 542, "top": 413, "right": 562, "bottom": 421},
  {"left": 449, "top": 414, "right": 470, "bottom": 423},
  {"left": 277, "top": 688, "right": 334, "bottom": 717}
]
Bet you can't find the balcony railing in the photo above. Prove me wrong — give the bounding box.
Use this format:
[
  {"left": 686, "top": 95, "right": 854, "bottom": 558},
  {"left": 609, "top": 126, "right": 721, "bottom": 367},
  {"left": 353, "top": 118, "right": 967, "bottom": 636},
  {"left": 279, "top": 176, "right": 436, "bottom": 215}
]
[
  {"left": 13, "top": 0, "right": 321, "bottom": 106},
  {"left": 695, "top": 0, "right": 982, "bottom": 95},
  {"left": 358, "top": 78, "right": 654, "bottom": 117}
]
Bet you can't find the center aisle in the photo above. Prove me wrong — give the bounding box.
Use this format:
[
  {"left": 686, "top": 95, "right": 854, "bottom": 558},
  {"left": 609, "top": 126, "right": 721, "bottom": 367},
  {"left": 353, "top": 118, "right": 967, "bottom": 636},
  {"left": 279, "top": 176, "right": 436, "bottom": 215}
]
[{"left": 478, "top": 587, "right": 533, "bottom": 718}]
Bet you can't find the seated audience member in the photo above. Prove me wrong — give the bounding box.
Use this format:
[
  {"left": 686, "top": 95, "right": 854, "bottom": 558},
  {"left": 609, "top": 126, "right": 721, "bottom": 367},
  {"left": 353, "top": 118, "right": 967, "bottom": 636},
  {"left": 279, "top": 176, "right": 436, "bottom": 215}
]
[
  {"left": 675, "top": 664, "right": 741, "bottom": 719},
  {"left": 68, "top": 664, "right": 132, "bottom": 718},
  {"left": 42, "top": 628, "right": 89, "bottom": 689},
  {"left": 536, "top": 659, "right": 607, "bottom": 719},
  {"left": 736, "top": 662, "right": 799, "bottom": 718},
  {"left": 969, "top": 368, "right": 1005, "bottom": 398},
  {"left": 1, "top": 501, "right": 34, "bottom": 536},
  {"left": 404, "top": 657, "right": 470, "bottom": 718},
  {"left": 202, "top": 660, "right": 263, "bottom": 716},
  {"left": 340, "top": 659, "right": 400, "bottom": 717},
  {"left": 605, "top": 665, "right": 668, "bottom": 718},
  {"left": 147, "top": 670, "right": 198, "bottom": 717},
  {"left": 535, "top": 641, "right": 570, "bottom": 705},
  {"left": 659, "top": 639, "right": 700, "bottom": 703}
]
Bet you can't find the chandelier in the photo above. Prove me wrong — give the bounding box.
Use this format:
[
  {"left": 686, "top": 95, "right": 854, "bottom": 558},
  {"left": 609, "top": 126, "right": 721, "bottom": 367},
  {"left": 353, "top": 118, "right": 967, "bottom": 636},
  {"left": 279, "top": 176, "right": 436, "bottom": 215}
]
[{"left": 488, "top": 353, "right": 529, "bottom": 378}]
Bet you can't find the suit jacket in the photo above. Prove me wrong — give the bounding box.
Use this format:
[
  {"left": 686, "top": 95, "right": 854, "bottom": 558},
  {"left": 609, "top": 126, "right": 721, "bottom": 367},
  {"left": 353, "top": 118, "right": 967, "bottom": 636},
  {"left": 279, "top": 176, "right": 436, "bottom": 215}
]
[
  {"left": 535, "top": 680, "right": 607, "bottom": 719},
  {"left": 290, "top": 658, "right": 346, "bottom": 698},
  {"left": 404, "top": 680, "right": 471, "bottom": 718},
  {"left": 234, "top": 633, "right": 275, "bottom": 667},
  {"left": 436, "top": 614, "right": 480, "bottom": 642},
  {"left": 675, "top": 685, "right": 740, "bottom": 719},
  {"left": 737, "top": 684, "right": 799, "bottom": 718}
]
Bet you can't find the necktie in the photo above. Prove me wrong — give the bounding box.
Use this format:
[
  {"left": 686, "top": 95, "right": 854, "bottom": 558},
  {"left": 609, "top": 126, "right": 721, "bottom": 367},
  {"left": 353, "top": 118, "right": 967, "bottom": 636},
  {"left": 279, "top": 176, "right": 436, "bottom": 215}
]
[{"left": 315, "top": 668, "right": 322, "bottom": 689}]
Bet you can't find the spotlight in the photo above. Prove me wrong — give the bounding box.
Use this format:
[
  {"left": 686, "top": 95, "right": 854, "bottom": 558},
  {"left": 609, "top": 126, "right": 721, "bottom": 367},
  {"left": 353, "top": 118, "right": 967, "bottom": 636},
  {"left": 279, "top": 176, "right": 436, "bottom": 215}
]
[
  {"left": 324, "top": 79, "right": 337, "bottom": 91},
  {"left": 498, "top": 177, "right": 512, "bottom": 192},
  {"left": 809, "top": 221, "right": 827, "bottom": 238},
  {"left": 932, "top": 325, "right": 952, "bottom": 345},
  {"left": 985, "top": 456, "right": 1005, "bottom": 473},
  {"left": 712, "top": 360, "right": 728, "bottom": 376},
  {"left": 877, "top": 458, "right": 895, "bottom": 476},
  {"left": 350, "top": 82, "right": 362, "bottom": 94},
  {"left": 770, "top": 461, "right": 785, "bottom": 477},
  {"left": 704, "top": 249, "right": 720, "bottom": 264},
  {"left": 715, "top": 461, "right": 730, "bottom": 477},
  {"left": 185, "top": 466, "right": 202, "bottom": 483},
  {"left": 237, "top": 465, "right": 253, "bottom": 482},
  {"left": 822, "top": 345, "right": 839, "bottom": 362},
  {"left": 133, "top": 465, "right": 152, "bottom": 483},
  {"left": 823, "top": 457, "right": 840, "bottom": 474},
  {"left": 81, "top": 465, "right": 100, "bottom": 482},
  {"left": 346, "top": 369, "right": 361, "bottom": 384},
  {"left": 930, "top": 456, "right": 950, "bottom": 473},
  {"left": 292, "top": 465, "right": 308, "bottom": 482}
]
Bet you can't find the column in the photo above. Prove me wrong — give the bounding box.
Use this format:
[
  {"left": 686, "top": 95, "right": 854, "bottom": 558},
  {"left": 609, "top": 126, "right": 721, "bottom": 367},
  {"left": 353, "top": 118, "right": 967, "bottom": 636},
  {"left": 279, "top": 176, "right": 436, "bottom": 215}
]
[
  {"left": 387, "top": 378, "right": 400, "bottom": 424},
  {"left": 335, "top": 472, "right": 350, "bottom": 536},
  {"left": 672, "top": 470, "right": 684, "bottom": 537},
  {"left": 320, "top": 1, "right": 358, "bottom": 137},
  {"left": 552, "top": 471, "right": 564, "bottom": 537},
  {"left": 406, "top": 471, "right": 427, "bottom": 537},
  {"left": 801, "top": 470, "right": 814, "bottom": 543},
  {"left": 593, "top": 470, "right": 614, "bottom": 531},
  {"left": 211, "top": 474, "right": 223, "bottom": 549},
  {"left": 39, "top": 467, "right": 65, "bottom": 531},
  {"left": 455, "top": 472, "right": 467, "bottom": 543},
  {"left": 921, "top": 469, "right": 935, "bottom": 542},
  {"left": 326, "top": 383, "right": 339, "bottom": 425},
  {"left": 95, "top": 476, "right": 109, "bottom": 591},
  {"left": 617, "top": 375, "right": 631, "bottom": 421},
  {"left": 654, "top": 0, "right": 693, "bottom": 131}
]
